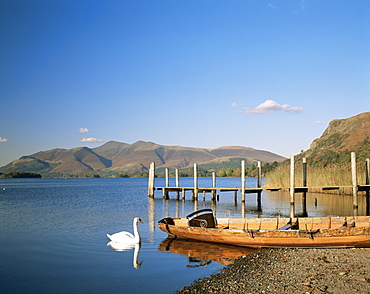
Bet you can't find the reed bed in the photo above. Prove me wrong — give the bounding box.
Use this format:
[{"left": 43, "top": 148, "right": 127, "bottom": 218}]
[{"left": 265, "top": 161, "right": 368, "bottom": 195}]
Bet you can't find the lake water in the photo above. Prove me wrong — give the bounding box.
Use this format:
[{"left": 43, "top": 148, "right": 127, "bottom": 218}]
[{"left": 0, "top": 178, "right": 368, "bottom": 293}]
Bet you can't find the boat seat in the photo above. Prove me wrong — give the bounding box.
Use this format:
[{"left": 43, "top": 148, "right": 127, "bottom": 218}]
[
  {"left": 340, "top": 219, "right": 356, "bottom": 228},
  {"left": 278, "top": 218, "right": 299, "bottom": 230},
  {"left": 186, "top": 209, "right": 217, "bottom": 228}
]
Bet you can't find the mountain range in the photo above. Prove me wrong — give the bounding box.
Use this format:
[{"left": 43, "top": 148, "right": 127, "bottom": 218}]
[
  {"left": 2, "top": 111, "right": 369, "bottom": 176},
  {"left": 0, "top": 141, "right": 285, "bottom": 176}
]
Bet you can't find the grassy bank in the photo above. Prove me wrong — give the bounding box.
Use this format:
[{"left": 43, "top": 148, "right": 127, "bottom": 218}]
[{"left": 265, "top": 161, "right": 368, "bottom": 195}]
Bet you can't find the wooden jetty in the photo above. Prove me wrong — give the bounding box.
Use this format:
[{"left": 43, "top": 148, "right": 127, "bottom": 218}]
[{"left": 148, "top": 152, "right": 370, "bottom": 218}]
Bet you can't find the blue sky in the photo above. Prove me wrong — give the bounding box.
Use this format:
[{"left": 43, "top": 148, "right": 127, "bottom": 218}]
[{"left": 1, "top": 0, "right": 369, "bottom": 166}]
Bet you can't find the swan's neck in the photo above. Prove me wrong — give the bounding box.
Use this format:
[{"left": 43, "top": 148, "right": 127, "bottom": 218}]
[{"left": 133, "top": 219, "right": 141, "bottom": 242}]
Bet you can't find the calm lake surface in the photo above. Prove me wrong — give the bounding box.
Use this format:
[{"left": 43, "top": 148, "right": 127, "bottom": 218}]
[{"left": 0, "top": 178, "right": 368, "bottom": 293}]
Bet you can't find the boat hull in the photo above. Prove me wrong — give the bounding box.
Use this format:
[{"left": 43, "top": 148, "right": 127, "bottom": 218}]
[{"left": 158, "top": 219, "right": 370, "bottom": 248}]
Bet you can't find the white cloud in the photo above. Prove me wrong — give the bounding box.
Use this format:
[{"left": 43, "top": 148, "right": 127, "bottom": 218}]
[
  {"left": 268, "top": 4, "right": 277, "bottom": 8},
  {"left": 79, "top": 128, "right": 91, "bottom": 133},
  {"left": 244, "top": 100, "right": 289, "bottom": 114},
  {"left": 287, "top": 106, "right": 303, "bottom": 113},
  {"left": 0, "top": 137, "right": 8, "bottom": 142},
  {"left": 244, "top": 100, "right": 303, "bottom": 114},
  {"left": 312, "top": 120, "right": 324, "bottom": 125},
  {"left": 232, "top": 102, "right": 240, "bottom": 107},
  {"left": 81, "top": 137, "right": 106, "bottom": 143}
]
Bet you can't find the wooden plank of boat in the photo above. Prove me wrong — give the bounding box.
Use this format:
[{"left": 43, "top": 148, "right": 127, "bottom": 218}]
[{"left": 157, "top": 209, "right": 370, "bottom": 248}]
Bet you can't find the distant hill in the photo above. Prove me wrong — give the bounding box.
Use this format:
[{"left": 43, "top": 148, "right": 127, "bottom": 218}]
[
  {"left": 295, "top": 112, "right": 370, "bottom": 165},
  {"left": 0, "top": 141, "right": 285, "bottom": 176}
]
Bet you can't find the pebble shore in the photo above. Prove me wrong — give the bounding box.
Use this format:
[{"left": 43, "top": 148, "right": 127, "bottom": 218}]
[{"left": 176, "top": 247, "right": 370, "bottom": 294}]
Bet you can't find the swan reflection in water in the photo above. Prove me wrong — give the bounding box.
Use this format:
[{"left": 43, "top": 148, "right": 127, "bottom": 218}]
[
  {"left": 158, "top": 237, "right": 256, "bottom": 267},
  {"left": 106, "top": 217, "right": 143, "bottom": 269},
  {"left": 107, "top": 242, "right": 143, "bottom": 269}
]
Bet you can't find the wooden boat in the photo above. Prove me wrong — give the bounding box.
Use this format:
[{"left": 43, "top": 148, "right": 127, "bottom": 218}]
[{"left": 158, "top": 209, "right": 370, "bottom": 248}]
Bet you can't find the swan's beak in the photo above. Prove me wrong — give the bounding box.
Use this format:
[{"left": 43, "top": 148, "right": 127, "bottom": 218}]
[{"left": 138, "top": 218, "right": 143, "bottom": 224}]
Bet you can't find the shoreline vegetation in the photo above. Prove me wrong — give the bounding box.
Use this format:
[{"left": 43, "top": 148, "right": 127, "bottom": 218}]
[
  {"left": 0, "top": 172, "right": 42, "bottom": 178},
  {"left": 265, "top": 161, "right": 368, "bottom": 195}
]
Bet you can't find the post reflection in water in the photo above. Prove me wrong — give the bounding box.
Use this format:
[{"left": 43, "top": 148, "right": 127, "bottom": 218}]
[{"left": 148, "top": 197, "right": 156, "bottom": 234}]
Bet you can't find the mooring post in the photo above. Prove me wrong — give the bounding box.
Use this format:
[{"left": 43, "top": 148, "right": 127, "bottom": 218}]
[
  {"left": 302, "top": 158, "right": 308, "bottom": 217},
  {"left": 351, "top": 152, "right": 358, "bottom": 214},
  {"left": 366, "top": 158, "right": 370, "bottom": 215},
  {"left": 165, "top": 168, "right": 169, "bottom": 187},
  {"left": 366, "top": 158, "right": 370, "bottom": 186},
  {"left": 163, "top": 168, "right": 169, "bottom": 199},
  {"left": 212, "top": 172, "right": 216, "bottom": 201},
  {"left": 257, "top": 161, "right": 262, "bottom": 188},
  {"left": 241, "top": 160, "right": 246, "bottom": 202},
  {"left": 257, "top": 161, "right": 262, "bottom": 211},
  {"left": 148, "top": 162, "right": 155, "bottom": 198},
  {"left": 290, "top": 156, "right": 295, "bottom": 218},
  {"left": 175, "top": 168, "right": 180, "bottom": 200},
  {"left": 193, "top": 163, "right": 198, "bottom": 200},
  {"left": 302, "top": 158, "right": 307, "bottom": 187},
  {"left": 194, "top": 199, "right": 198, "bottom": 212}
]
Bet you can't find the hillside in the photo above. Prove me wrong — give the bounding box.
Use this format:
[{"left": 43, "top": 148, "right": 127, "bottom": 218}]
[
  {"left": 0, "top": 141, "right": 285, "bottom": 176},
  {"left": 265, "top": 112, "right": 370, "bottom": 191},
  {"left": 299, "top": 112, "right": 370, "bottom": 165}
]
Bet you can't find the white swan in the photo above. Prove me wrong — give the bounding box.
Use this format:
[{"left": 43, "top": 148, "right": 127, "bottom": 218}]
[{"left": 107, "top": 217, "right": 143, "bottom": 244}]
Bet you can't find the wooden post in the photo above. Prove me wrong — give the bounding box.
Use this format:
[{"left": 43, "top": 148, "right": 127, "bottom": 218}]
[
  {"left": 148, "top": 162, "right": 155, "bottom": 198},
  {"left": 212, "top": 172, "right": 216, "bottom": 201},
  {"left": 242, "top": 202, "right": 246, "bottom": 219},
  {"left": 163, "top": 168, "right": 169, "bottom": 199},
  {"left": 165, "top": 168, "right": 169, "bottom": 187},
  {"left": 193, "top": 163, "right": 198, "bottom": 200},
  {"left": 302, "top": 158, "right": 307, "bottom": 187},
  {"left": 257, "top": 161, "right": 262, "bottom": 188},
  {"left": 302, "top": 158, "right": 308, "bottom": 217},
  {"left": 175, "top": 168, "right": 179, "bottom": 187},
  {"left": 194, "top": 199, "right": 198, "bottom": 212},
  {"left": 290, "top": 156, "right": 295, "bottom": 218},
  {"left": 351, "top": 152, "right": 358, "bottom": 214},
  {"left": 257, "top": 161, "right": 262, "bottom": 211},
  {"left": 366, "top": 158, "right": 370, "bottom": 215},
  {"left": 175, "top": 168, "right": 180, "bottom": 200},
  {"left": 241, "top": 160, "right": 246, "bottom": 202}
]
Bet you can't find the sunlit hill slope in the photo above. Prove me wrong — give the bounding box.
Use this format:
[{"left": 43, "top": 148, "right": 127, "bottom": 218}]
[{"left": 0, "top": 141, "right": 285, "bottom": 176}]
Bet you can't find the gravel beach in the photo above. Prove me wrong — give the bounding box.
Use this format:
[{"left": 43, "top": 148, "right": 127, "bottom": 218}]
[{"left": 176, "top": 247, "right": 370, "bottom": 294}]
